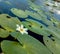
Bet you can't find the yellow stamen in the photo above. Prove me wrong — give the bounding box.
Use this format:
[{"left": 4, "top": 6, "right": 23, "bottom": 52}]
[{"left": 20, "top": 29, "right": 24, "bottom": 31}]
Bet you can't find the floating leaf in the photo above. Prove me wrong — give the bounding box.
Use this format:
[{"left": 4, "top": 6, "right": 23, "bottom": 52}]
[
  {"left": 0, "top": 28, "right": 9, "bottom": 38},
  {"left": 47, "top": 25, "right": 60, "bottom": 39},
  {"left": 11, "top": 8, "right": 28, "bottom": 18},
  {"left": 25, "top": 10, "right": 42, "bottom": 20},
  {"left": 22, "top": 19, "right": 50, "bottom": 36},
  {"left": 28, "top": 0, "right": 42, "bottom": 10},
  {"left": 0, "top": 14, "right": 21, "bottom": 32},
  {"left": 51, "top": 17, "right": 60, "bottom": 28},
  {"left": 10, "top": 32, "right": 52, "bottom": 54},
  {"left": 1, "top": 40, "right": 27, "bottom": 54},
  {"left": 43, "top": 36, "right": 60, "bottom": 54},
  {"left": 28, "top": 0, "right": 47, "bottom": 18}
]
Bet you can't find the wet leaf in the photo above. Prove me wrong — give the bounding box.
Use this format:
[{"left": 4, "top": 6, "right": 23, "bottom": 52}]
[
  {"left": 10, "top": 32, "right": 52, "bottom": 54},
  {"left": 43, "top": 36, "right": 60, "bottom": 54},
  {"left": 11, "top": 8, "right": 28, "bottom": 18},
  {"left": 1, "top": 40, "right": 27, "bottom": 54},
  {"left": 0, "top": 28, "right": 9, "bottom": 38},
  {"left": 22, "top": 19, "right": 50, "bottom": 36},
  {"left": 0, "top": 14, "right": 21, "bottom": 32}
]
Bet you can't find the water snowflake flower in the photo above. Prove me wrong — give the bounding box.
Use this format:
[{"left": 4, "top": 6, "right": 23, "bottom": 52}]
[{"left": 16, "top": 24, "right": 28, "bottom": 34}]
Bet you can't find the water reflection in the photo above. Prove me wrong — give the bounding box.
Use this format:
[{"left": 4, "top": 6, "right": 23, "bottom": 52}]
[{"left": 0, "top": 0, "right": 60, "bottom": 20}]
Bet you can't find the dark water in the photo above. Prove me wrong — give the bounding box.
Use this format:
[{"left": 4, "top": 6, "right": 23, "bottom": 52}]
[{"left": 0, "top": 0, "right": 28, "bottom": 15}]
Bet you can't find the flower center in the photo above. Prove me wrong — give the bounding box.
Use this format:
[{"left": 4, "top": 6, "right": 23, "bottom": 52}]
[{"left": 20, "top": 28, "right": 24, "bottom": 31}]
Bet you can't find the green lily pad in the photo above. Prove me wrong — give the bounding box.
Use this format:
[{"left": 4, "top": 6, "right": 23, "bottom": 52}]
[
  {"left": 47, "top": 25, "right": 60, "bottom": 39},
  {"left": 22, "top": 19, "right": 50, "bottom": 36},
  {"left": 10, "top": 17, "right": 21, "bottom": 24},
  {"left": 41, "top": 18, "right": 54, "bottom": 27},
  {"left": 28, "top": 0, "right": 42, "bottom": 10},
  {"left": 0, "top": 14, "right": 21, "bottom": 32},
  {"left": 22, "top": 18, "right": 60, "bottom": 38},
  {"left": 24, "top": 13, "right": 60, "bottom": 38},
  {"left": 11, "top": 8, "right": 28, "bottom": 18},
  {"left": 50, "top": 17, "right": 60, "bottom": 28},
  {"left": 1, "top": 40, "right": 27, "bottom": 54},
  {"left": 28, "top": 0, "right": 60, "bottom": 28},
  {"left": 10, "top": 32, "right": 52, "bottom": 54},
  {"left": 25, "top": 10, "right": 42, "bottom": 20},
  {"left": 43, "top": 36, "right": 60, "bottom": 54},
  {"left": 0, "top": 28, "right": 9, "bottom": 38},
  {"left": 27, "top": 0, "right": 47, "bottom": 18}
]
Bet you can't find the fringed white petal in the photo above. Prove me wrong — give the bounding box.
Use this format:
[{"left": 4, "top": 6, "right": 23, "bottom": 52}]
[
  {"left": 21, "top": 24, "right": 24, "bottom": 28},
  {"left": 16, "top": 24, "right": 20, "bottom": 27},
  {"left": 24, "top": 31, "right": 28, "bottom": 34},
  {"left": 24, "top": 28, "right": 28, "bottom": 31}
]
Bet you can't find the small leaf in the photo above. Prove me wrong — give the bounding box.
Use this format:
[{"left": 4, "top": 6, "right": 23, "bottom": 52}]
[
  {"left": 11, "top": 8, "right": 28, "bottom": 18},
  {"left": 25, "top": 10, "right": 42, "bottom": 20}
]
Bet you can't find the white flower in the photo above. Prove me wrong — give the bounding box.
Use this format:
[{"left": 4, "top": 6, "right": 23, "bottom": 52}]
[{"left": 16, "top": 24, "right": 28, "bottom": 34}]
